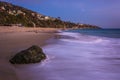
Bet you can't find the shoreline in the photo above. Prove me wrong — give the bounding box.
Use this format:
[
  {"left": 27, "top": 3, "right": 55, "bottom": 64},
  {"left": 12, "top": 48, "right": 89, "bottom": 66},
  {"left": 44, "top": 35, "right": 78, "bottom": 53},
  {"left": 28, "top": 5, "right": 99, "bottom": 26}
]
[
  {"left": 0, "top": 26, "right": 60, "bottom": 33},
  {"left": 0, "top": 26, "right": 59, "bottom": 80}
]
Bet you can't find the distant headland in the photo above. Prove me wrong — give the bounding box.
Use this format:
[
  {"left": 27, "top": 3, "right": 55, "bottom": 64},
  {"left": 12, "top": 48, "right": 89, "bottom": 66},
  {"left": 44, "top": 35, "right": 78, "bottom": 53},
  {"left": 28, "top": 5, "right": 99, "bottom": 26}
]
[{"left": 0, "top": 1, "right": 101, "bottom": 29}]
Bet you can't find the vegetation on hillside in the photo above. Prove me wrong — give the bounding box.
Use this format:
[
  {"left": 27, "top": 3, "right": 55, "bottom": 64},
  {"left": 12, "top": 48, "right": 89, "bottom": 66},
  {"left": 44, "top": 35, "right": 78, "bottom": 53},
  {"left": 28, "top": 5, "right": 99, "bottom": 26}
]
[{"left": 0, "top": 1, "right": 100, "bottom": 29}]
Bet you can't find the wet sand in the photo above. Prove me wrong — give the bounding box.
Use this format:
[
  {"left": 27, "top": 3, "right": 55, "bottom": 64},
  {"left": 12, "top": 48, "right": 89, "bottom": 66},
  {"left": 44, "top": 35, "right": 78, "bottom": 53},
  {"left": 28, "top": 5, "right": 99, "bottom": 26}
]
[{"left": 0, "top": 27, "right": 57, "bottom": 80}]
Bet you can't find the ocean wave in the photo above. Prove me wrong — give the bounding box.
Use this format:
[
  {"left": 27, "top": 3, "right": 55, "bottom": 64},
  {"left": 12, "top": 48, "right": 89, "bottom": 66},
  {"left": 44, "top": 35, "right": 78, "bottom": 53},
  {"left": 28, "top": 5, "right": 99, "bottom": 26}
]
[{"left": 57, "top": 32, "right": 110, "bottom": 44}]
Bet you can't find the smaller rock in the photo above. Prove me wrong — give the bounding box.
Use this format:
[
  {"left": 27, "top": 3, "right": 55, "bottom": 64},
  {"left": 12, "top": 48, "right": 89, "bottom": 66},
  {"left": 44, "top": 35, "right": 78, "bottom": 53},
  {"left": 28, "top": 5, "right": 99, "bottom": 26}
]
[{"left": 9, "top": 45, "right": 46, "bottom": 64}]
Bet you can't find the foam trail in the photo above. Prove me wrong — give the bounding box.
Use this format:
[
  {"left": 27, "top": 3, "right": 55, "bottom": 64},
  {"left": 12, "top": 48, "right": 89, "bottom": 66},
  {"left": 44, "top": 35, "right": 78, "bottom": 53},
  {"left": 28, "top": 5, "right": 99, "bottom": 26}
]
[{"left": 57, "top": 32, "right": 111, "bottom": 44}]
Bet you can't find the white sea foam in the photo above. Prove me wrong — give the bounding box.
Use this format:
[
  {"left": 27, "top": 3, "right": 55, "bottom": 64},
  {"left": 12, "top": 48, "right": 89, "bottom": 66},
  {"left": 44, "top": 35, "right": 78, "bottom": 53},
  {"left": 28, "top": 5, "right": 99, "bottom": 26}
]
[
  {"left": 58, "top": 32, "right": 110, "bottom": 44},
  {"left": 41, "top": 54, "right": 55, "bottom": 66},
  {"left": 41, "top": 32, "right": 120, "bottom": 80}
]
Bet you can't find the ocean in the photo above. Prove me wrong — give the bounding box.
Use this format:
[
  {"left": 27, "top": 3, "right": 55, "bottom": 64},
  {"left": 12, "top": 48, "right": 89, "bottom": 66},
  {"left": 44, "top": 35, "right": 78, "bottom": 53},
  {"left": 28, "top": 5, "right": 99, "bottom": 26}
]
[
  {"left": 65, "top": 29, "right": 120, "bottom": 38},
  {"left": 17, "top": 29, "right": 120, "bottom": 80}
]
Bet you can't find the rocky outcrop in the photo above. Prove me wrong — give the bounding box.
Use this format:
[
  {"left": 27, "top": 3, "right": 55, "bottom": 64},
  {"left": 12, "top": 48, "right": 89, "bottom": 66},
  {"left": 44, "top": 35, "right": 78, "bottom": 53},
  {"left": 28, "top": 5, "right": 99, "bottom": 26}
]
[{"left": 9, "top": 45, "right": 46, "bottom": 64}]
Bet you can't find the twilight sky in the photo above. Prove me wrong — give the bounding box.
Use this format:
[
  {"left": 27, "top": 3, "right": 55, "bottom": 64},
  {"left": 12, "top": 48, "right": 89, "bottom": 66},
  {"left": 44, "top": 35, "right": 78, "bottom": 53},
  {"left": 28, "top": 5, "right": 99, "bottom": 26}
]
[{"left": 1, "top": 0, "right": 120, "bottom": 28}]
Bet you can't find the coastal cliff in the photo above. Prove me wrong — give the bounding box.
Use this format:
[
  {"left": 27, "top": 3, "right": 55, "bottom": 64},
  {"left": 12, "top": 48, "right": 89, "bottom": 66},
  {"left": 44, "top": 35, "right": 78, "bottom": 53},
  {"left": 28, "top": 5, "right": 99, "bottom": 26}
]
[{"left": 0, "top": 1, "right": 100, "bottom": 29}]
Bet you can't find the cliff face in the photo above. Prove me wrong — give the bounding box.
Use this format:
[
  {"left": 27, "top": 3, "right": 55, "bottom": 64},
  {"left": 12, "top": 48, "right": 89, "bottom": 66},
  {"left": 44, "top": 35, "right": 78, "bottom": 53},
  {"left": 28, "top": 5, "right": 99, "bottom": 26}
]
[{"left": 0, "top": 1, "right": 100, "bottom": 29}]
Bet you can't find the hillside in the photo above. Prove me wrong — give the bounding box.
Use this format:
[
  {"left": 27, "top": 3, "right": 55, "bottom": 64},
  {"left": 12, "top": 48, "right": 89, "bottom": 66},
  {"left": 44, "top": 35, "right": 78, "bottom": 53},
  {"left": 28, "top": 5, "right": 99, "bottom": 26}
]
[{"left": 0, "top": 1, "right": 100, "bottom": 29}]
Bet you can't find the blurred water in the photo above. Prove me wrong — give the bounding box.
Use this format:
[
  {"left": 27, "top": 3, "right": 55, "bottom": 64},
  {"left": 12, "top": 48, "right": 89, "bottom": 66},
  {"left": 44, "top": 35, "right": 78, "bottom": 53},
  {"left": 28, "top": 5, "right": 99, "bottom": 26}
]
[
  {"left": 16, "top": 30, "right": 120, "bottom": 80},
  {"left": 66, "top": 29, "right": 120, "bottom": 38}
]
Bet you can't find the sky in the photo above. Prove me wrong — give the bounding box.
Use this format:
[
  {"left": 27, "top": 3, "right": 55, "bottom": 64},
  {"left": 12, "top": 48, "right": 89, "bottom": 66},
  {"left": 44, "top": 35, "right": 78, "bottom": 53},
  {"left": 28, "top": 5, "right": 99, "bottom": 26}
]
[{"left": 1, "top": 0, "right": 120, "bottom": 28}]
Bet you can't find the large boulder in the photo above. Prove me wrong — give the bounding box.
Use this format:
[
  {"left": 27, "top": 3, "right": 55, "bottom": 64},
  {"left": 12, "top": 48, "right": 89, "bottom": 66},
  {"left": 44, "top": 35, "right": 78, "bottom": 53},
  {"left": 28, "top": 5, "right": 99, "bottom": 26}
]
[{"left": 9, "top": 45, "right": 46, "bottom": 64}]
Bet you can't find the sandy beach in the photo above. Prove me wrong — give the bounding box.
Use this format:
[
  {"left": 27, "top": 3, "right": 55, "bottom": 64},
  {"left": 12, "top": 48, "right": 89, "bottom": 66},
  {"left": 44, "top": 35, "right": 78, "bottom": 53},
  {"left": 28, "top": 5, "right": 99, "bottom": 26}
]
[{"left": 0, "top": 26, "right": 58, "bottom": 80}]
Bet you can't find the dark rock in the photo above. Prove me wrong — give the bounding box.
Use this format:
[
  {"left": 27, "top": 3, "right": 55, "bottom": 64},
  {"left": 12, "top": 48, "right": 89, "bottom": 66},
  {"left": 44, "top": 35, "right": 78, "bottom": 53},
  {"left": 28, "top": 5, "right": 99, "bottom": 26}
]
[{"left": 9, "top": 45, "right": 46, "bottom": 64}]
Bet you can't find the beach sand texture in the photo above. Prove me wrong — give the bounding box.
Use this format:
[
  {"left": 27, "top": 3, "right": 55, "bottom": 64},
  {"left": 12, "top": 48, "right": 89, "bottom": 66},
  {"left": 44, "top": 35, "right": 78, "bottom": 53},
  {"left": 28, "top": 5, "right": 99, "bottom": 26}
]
[{"left": 0, "top": 26, "right": 56, "bottom": 80}]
